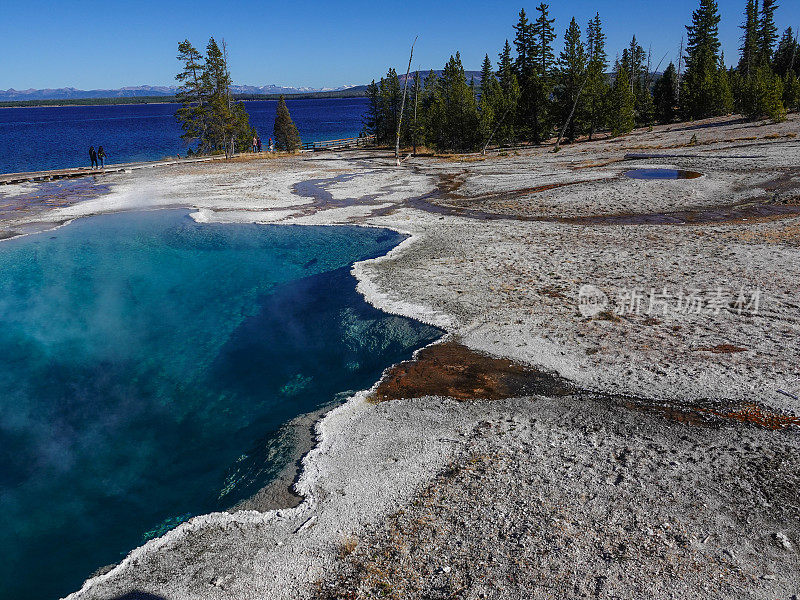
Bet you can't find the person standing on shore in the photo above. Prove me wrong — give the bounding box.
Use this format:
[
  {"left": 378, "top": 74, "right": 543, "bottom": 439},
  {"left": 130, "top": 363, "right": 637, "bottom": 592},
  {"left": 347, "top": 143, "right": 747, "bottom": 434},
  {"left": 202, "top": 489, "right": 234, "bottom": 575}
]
[
  {"left": 89, "top": 146, "right": 98, "bottom": 169},
  {"left": 97, "top": 146, "right": 107, "bottom": 168},
  {"left": 257, "top": 136, "right": 262, "bottom": 153},
  {"left": 252, "top": 135, "right": 258, "bottom": 153}
]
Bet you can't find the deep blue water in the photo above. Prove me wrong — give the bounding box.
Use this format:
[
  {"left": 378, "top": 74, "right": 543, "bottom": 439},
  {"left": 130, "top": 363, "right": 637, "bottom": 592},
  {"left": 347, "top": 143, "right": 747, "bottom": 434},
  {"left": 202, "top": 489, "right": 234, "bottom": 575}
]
[
  {"left": 0, "top": 97, "right": 368, "bottom": 174},
  {"left": 0, "top": 210, "right": 441, "bottom": 600}
]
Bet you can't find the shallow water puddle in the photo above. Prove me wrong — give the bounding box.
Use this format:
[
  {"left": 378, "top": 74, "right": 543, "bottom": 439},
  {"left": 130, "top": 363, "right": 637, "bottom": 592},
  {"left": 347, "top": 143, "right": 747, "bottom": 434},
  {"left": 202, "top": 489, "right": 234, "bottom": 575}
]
[{"left": 624, "top": 168, "right": 703, "bottom": 180}]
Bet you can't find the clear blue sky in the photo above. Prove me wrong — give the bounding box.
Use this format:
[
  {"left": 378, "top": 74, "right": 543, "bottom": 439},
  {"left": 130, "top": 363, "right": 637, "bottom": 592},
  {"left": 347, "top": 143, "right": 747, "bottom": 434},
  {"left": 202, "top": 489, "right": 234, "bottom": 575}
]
[{"left": 2, "top": 0, "right": 798, "bottom": 89}]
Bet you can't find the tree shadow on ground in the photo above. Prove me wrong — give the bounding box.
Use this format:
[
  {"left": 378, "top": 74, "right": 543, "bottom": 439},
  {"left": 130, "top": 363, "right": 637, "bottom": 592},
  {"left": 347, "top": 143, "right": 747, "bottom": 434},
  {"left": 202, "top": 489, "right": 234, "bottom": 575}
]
[{"left": 672, "top": 117, "right": 755, "bottom": 131}]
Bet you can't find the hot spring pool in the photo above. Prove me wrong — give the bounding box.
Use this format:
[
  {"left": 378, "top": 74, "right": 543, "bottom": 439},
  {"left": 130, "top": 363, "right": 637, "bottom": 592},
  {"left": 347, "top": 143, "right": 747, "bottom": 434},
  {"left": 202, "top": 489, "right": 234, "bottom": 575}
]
[{"left": 0, "top": 210, "right": 442, "bottom": 600}]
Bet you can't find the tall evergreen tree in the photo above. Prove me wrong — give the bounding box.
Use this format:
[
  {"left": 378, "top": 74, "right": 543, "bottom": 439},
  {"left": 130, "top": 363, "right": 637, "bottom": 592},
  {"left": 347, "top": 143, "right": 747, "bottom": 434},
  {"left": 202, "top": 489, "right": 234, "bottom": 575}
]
[
  {"left": 513, "top": 9, "right": 535, "bottom": 77},
  {"left": 713, "top": 52, "right": 735, "bottom": 114},
  {"left": 758, "top": 0, "right": 779, "bottom": 64},
  {"left": 273, "top": 95, "right": 301, "bottom": 151},
  {"left": 533, "top": 3, "right": 556, "bottom": 77},
  {"left": 480, "top": 54, "right": 494, "bottom": 96},
  {"left": 379, "top": 68, "right": 404, "bottom": 145},
  {"left": 680, "top": 0, "right": 725, "bottom": 119},
  {"left": 527, "top": 3, "right": 556, "bottom": 143},
  {"left": 773, "top": 27, "right": 799, "bottom": 77},
  {"left": 738, "top": 0, "right": 760, "bottom": 78},
  {"left": 653, "top": 62, "right": 679, "bottom": 123},
  {"left": 479, "top": 55, "right": 503, "bottom": 143},
  {"left": 495, "top": 41, "right": 521, "bottom": 144},
  {"left": 202, "top": 38, "right": 234, "bottom": 153},
  {"left": 609, "top": 56, "right": 636, "bottom": 135},
  {"left": 513, "top": 10, "right": 536, "bottom": 142},
  {"left": 175, "top": 40, "right": 208, "bottom": 149},
  {"left": 427, "top": 53, "right": 481, "bottom": 151},
  {"left": 784, "top": 70, "right": 800, "bottom": 111},
  {"left": 627, "top": 36, "right": 655, "bottom": 125},
  {"left": 584, "top": 13, "right": 609, "bottom": 140},
  {"left": 363, "top": 80, "right": 381, "bottom": 139},
  {"left": 556, "top": 18, "right": 588, "bottom": 142},
  {"left": 176, "top": 37, "right": 253, "bottom": 155},
  {"left": 498, "top": 40, "right": 516, "bottom": 91}
]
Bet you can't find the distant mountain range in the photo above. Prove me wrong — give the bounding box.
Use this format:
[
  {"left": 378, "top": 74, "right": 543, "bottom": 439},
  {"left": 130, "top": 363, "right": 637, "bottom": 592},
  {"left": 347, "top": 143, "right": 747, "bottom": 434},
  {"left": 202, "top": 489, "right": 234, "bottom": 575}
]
[
  {"left": 0, "top": 70, "right": 492, "bottom": 102},
  {"left": 0, "top": 84, "right": 360, "bottom": 102}
]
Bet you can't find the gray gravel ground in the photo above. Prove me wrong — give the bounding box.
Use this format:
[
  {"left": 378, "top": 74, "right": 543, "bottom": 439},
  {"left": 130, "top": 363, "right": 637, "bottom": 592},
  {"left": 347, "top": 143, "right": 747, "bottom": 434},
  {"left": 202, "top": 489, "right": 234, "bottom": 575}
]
[{"left": 316, "top": 396, "right": 800, "bottom": 600}]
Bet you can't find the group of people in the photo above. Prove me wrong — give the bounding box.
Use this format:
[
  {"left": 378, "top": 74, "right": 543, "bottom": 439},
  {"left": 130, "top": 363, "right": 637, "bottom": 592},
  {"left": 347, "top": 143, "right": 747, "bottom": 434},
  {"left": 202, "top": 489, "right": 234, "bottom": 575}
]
[
  {"left": 251, "top": 136, "right": 274, "bottom": 153},
  {"left": 89, "top": 146, "right": 107, "bottom": 169}
]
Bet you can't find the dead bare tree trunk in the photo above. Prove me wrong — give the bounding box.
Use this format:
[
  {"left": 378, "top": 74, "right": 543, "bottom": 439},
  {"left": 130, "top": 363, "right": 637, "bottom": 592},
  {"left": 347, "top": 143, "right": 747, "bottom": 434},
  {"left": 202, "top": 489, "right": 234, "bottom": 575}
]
[
  {"left": 482, "top": 104, "right": 512, "bottom": 155},
  {"left": 396, "top": 37, "right": 417, "bottom": 166},
  {"left": 553, "top": 75, "right": 589, "bottom": 152}
]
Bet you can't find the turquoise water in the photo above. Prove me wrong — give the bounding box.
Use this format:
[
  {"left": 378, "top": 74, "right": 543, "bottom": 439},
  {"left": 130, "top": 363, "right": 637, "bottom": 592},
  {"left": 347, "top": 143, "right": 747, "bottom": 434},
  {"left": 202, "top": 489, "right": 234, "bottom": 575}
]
[{"left": 0, "top": 210, "right": 441, "bottom": 600}]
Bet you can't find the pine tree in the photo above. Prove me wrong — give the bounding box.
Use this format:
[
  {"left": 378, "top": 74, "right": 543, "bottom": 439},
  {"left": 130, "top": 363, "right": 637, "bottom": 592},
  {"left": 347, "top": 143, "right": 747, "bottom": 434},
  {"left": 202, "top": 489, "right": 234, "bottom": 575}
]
[
  {"left": 427, "top": 53, "right": 481, "bottom": 151},
  {"left": 773, "top": 27, "right": 799, "bottom": 77},
  {"left": 527, "top": 3, "right": 556, "bottom": 143},
  {"left": 713, "top": 53, "right": 735, "bottom": 114},
  {"left": 417, "top": 70, "right": 439, "bottom": 148},
  {"left": 495, "top": 41, "right": 521, "bottom": 144},
  {"left": 609, "top": 57, "right": 636, "bottom": 135},
  {"left": 273, "top": 95, "right": 301, "bottom": 151},
  {"left": 479, "top": 58, "right": 502, "bottom": 143},
  {"left": 627, "top": 36, "right": 655, "bottom": 126},
  {"left": 783, "top": 70, "right": 800, "bottom": 111},
  {"left": 680, "top": 0, "right": 724, "bottom": 119},
  {"left": 556, "top": 18, "right": 588, "bottom": 142},
  {"left": 533, "top": 3, "right": 556, "bottom": 78},
  {"left": 513, "top": 9, "right": 535, "bottom": 77},
  {"left": 175, "top": 40, "right": 208, "bottom": 149},
  {"left": 480, "top": 54, "right": 494, "bottom": 97},
  {"left": 758, "top": 0, "right": 779, "bottom": 64},
  {"left": 202, "top": 38, "right": 234, "bottom": 153},
  {"left": 738, "top": 0, "right": 760, "bottom": 79},
  {"left": 410, "top": 71, "right": 423, "bottom": 152},
  {"left": 513, "top": 10, "right": 536, "bottom": 142},
  {"left": 653, "top": 62, "right": 679, "bottom": 123},
  {"left": 176, "top": 38, "right": 253, "bottom": 155},
  {"left": 740, "top": 64, "right": 786, "bottom": 120},
  {"left": 584, "top": 13, "right": 609, "bottom": 140},
  {"left": 363, "top": 80, "right": 381, "bottom": 138},
  {"left": 379, "top": 69, "right": 404, "bottom": 145}
]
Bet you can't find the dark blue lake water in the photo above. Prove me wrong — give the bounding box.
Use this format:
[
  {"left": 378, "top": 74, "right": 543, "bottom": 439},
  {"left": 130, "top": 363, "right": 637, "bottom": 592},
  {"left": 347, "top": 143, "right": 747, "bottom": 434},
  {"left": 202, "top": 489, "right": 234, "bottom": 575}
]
[
  {"left": 0, "top": 210, "right": 441, "bottom": 600},
  {"left": 0, "top": 98, "right": 369, "bottom": 174}
]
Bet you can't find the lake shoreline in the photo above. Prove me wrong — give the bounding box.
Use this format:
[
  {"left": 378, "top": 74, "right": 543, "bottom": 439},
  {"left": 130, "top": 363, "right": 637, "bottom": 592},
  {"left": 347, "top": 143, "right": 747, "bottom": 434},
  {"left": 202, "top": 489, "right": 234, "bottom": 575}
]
[{"left": 3, "top": 113, "right": 799, "bottom": 599}]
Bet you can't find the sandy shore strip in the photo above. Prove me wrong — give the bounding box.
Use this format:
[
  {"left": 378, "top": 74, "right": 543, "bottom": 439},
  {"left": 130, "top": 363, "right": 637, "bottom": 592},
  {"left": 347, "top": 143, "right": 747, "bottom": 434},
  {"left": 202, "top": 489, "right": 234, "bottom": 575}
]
[{"left": 5, "top": 114, "right": 798, "bottom": 599}]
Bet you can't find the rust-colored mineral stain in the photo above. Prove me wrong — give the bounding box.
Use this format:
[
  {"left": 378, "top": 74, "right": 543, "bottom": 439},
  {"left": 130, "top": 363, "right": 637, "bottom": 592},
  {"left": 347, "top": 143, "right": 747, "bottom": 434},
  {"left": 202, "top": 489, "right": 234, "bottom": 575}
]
[
  {"left": 701, "top": 403, "right": 800, "bottom": 430},
  {"left": 369, "top": 344, "right": 799, "bottom": 432},
  {"left": 695, "top": 344, "right": 748, "bottom": 354},
  {"left": 370, "top": 342, "right": 573, "bottom": 403},
  {"left": 617, "top": 397, "right": 800, "bottom": 431}
]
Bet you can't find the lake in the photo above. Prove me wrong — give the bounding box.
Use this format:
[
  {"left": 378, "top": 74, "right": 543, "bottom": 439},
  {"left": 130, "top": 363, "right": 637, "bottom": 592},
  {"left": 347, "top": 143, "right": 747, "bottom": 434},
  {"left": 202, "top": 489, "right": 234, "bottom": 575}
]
[
  {"left": 0, "top": 97, "right": 369, "bottom": 174},
  {"left": 0, "top": 210, "right": 441, "bottom": 600}
]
